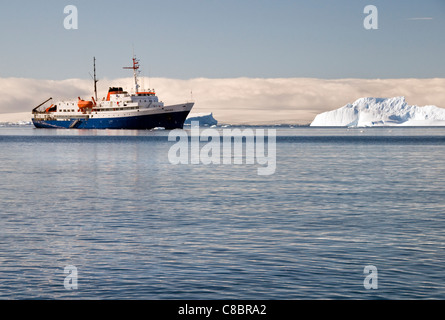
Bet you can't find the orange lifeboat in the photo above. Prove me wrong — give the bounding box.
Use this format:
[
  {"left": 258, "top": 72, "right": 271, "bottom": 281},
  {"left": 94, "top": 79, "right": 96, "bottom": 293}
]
[{"left": 78, "top": 97, "right": 94, "bottom": 109}]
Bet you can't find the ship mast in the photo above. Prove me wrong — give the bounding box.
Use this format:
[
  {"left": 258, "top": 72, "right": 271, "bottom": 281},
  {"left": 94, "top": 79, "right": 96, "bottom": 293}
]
[
  {"left": 123, "top": 55, "right": 140, "bottom": 93},
  {"left": 93, "top": 57, "right": 98, "bottom": 101}
]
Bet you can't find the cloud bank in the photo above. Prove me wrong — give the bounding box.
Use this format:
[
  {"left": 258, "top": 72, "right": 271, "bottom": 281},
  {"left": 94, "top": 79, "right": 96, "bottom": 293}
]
[{"left": 1, "top": 77, "right": 444, "bottom": 125}]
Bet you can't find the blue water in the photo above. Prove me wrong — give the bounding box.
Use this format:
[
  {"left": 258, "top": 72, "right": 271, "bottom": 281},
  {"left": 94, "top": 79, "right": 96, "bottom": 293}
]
[{"left": 0, "top": 126, "right": 444, "bottom": 299}]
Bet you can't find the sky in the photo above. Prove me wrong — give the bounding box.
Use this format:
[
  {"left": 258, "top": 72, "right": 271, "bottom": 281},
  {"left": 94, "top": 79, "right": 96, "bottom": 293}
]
[{"left": 0, "top": 0, "right": 444, "bottom": 123}]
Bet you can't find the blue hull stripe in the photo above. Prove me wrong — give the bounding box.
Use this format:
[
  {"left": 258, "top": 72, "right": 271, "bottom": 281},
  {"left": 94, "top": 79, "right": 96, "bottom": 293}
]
[{"left": 33, "top": 110, "right": 191, "bottom": 129}]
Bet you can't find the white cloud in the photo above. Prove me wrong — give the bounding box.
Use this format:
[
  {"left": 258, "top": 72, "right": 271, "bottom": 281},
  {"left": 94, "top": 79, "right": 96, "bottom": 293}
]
[{"left": 1, "top": 77, "right": 445, "bottom": 125}]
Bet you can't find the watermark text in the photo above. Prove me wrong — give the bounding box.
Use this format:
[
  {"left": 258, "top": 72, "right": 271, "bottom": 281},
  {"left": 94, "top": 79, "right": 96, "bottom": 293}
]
[
  {"left": 64, "top": 5, "right": 78, "bottom": 30},
  {"left": 64, "top": 265, "right": 78, "bottom": 290},
  {"left": 168, "top": 122, "right": 276, "bottom": 176},
  {"left": 363, "top": 5, "right": 378, "bottom": 30},
  {"left": 363, "top": 265, "right": 378, "bottom": 290}
]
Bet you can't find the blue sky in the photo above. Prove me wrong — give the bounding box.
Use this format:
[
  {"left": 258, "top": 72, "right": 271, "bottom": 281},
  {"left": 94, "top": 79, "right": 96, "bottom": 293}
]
[{"left": 0, "top": 0, "right": 444, "bottom": 80}]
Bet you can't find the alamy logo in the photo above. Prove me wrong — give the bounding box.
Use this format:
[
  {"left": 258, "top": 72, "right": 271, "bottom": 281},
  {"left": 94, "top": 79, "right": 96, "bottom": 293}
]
[
  {"left": 63, "top": 5, "right": 78, "bottom": 30},
  {"left": 168, "top": 122, "right": 276, "bottom": 175},
  {"left": 363, "top": 5, "right": 378, "bottom": 30},
  {"left": 64, "top": 265, "right": 78, "bottom": 290},
  {"left": 363, "top": 265, "right": 378, "bottom": 290}
]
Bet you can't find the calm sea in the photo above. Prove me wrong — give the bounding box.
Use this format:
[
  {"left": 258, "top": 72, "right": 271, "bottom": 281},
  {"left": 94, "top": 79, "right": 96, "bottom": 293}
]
[{"left": 0, "top": 126, "right": 444, "bottom": 299}]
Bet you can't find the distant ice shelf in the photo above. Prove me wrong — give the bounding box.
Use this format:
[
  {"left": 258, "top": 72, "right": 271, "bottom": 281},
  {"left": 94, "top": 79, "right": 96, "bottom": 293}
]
[
  {"left": 310, "top": 96, "right": 445, "bottom": 127},
  {"left": 0, "top": 112, "right": 32, "bottom": 126}
]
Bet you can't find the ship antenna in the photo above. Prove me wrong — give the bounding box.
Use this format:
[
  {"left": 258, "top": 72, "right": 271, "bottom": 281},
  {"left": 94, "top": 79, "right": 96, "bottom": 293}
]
[
  {"left": 93, "top": 57, "right": 98, "bottom": 101},
  {"left": 123, "top": 54, "right": 140, "bottom": 94},
  {"left": 89, "top": 57, "right": 99, "bottom": 101}
]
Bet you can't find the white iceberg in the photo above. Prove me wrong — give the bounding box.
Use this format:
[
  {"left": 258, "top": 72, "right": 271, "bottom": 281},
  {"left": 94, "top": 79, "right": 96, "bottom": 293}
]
[
  {"left": 184, "top": 112, "right": 218, "bottom": 126},
  {"left": 310, "top": 96, "right": 445, "bottom": 127}
]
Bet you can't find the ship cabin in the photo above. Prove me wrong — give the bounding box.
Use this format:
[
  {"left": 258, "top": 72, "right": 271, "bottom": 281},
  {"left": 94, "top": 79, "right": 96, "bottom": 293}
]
[
  {"left": 35, "top": 86, "right": 165, "bottom": 120},
  {"left": 100, "top": 86, "right": 164, "bottom": 110}
]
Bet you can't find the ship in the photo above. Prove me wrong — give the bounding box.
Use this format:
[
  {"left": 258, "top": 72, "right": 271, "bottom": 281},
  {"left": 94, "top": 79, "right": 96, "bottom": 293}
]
[{"left": 32, "top": 56, "right": 194, "bottom": 129}]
